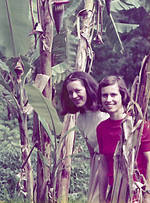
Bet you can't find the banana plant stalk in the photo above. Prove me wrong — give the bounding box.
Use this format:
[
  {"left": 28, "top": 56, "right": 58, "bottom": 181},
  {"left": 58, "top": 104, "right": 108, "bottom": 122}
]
[
  {"left": 75, "top": 0, "right": 95, "bottom": 72},
  {"left": 33, "top": 0, "right": 53, "bottom": 203},
  {"left": 55, "top": 114, "right": 76, "bottom": 203},
  {"left": 17, "top": 84, "right": 34, "bottom": 202}
]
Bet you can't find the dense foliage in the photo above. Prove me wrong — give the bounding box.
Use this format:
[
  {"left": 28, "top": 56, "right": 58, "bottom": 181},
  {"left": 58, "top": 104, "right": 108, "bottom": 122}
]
[
  {"left": 0, "top": 86, "right": 35, "bottom": 202},
  {"left": 69, "top": 132, "right": 90, "bottom": 202},
  {"left": 0, "top": 98, "right": 89, "bottom": 202},
  {"left": 92, "top": 7, "right": 150, "bottom": 86},
  {"left": 0, "top": 92, "right": 21, "bottom": 201}
]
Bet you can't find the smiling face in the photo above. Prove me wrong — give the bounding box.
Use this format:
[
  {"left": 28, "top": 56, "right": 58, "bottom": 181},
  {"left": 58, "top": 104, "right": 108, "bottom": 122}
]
[
  {"left": 66, "top": 80, "right": 87, "bottom": 108},
  {"left": 101, "top": 82, "right": 125, "bottom": 119}
]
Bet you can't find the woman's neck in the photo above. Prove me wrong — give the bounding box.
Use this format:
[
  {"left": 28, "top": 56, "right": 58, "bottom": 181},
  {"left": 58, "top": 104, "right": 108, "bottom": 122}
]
[{"left": 109, "top": 107, "right": 126, "bottom": 120}]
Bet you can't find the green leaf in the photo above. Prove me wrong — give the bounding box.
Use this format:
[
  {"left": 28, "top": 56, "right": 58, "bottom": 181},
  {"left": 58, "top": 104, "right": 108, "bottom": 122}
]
[
  {"left": 38, "top": 116, "right": 55, "bottom": 150},
  {"left": 103, "top": 11, "right": 124, "bottom": 53},
  {"left": 0, "top": 60, "right": 9, "bottom": 72},
  {"left": 142, "top": 0, "right": 150, "bottom": 13},
  {"left": 25, "top": 84, "right": 62, "bottom": 135},
  {"left": 64, "top": 0, "right": 83, "bottom": 19},
  {"left": 0, "top": 70, "right": 12, "bottom": 93},
  {"left": 52, "top": 33, "right": 67, "bottom": 65},
  {"left": 52, "top": 62, "right": 70, "bottom": 85},
  {"left": 0, "top": 0, "right": 32, "bottom": 57},
  {"left": 52, "top": 17, "right": 79, "bottom": 69},
  {"left": 20, "top": 55, "right": 32, "bottom": 86},
  {"left": 65, "top": 26, "right": 79, "bottom": 68},
  {"left": 111, "top": 0, "right": 141, "bottom": 12},
  {"left": 38, "top": 150, "right": 51, "bottom": 169},
  {"left": 115, "top": 23, "right": 139, "bottom": 33}
]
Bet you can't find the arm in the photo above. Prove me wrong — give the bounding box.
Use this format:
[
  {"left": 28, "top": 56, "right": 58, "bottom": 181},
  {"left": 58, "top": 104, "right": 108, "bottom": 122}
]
[
  {"left": 99, "top": 155, "right": 109, "bottom": 203},
  {"left": 143, "top": 151, "right": 150, "bottom": 203},
  {"left": 144, "top": 151, "right": 150, "bottom": 187}
]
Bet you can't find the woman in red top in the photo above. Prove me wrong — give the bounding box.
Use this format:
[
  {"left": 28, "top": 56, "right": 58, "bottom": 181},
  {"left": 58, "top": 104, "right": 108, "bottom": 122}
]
[{"left": 96, "top": 76, "right": 150, "bottom": 203}]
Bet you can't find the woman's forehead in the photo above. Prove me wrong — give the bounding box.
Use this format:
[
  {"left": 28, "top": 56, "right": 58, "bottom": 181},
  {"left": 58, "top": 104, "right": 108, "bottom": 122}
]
[
  {"left": 67, "top": 79, "right": 84, "bottom": 89},
  {"left": 101, "top": 83, "right": 120, "bottom": 93},
  {"left": 67, "top": 78, "right": 84, "bottom": 86}
]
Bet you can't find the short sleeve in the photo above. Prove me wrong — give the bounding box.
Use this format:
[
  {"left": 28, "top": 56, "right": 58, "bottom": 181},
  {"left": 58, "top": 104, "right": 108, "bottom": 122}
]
[{"left": 141, "top": 121, "right": 150, "bottom": 152}]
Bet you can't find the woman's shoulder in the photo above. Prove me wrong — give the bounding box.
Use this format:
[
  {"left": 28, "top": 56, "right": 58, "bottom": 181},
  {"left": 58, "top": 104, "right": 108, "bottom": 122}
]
[
  {"left": 77, "top": 110, "right": 109, "bottom": 128},
  {"left": 97, "top": 111, "right": 109, "bottom": 120},
  {"left": 77, "top": 111, "right": 97, "bottom": 125},
  {"left": 76, "top": 110, "right": 102, "bottom": 128},
  {"left": 78, "top": 110, "right": 108, "bottom": 120}
]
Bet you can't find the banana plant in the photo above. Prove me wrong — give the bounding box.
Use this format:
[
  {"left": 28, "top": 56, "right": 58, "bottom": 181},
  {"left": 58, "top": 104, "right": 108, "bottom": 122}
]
[
  {"left": 0, "top": 56, "right": 34, "bottom": 202},
  {"left": 0, "top": 1, "right": 149, "bottom": 203}
]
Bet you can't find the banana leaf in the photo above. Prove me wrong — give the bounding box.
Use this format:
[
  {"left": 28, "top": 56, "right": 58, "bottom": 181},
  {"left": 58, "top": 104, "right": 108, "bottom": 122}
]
[
  {"left": 0, "top": 0, "right": 32, "bottom": 57},
  {"left": 111, "top": 0, "right": 141, "bottom": 12},
  {"left": 25, "top": 84, "right": 63, "bottom": 136}
]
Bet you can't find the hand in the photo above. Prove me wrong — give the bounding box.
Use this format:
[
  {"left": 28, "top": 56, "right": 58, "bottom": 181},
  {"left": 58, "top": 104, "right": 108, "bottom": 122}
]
[{"left": 143, "top": 193, "right": 150, "bottom": 203}]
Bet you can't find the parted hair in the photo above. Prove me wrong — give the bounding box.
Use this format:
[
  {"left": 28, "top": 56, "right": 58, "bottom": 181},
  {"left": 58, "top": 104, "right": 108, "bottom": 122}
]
[
  {"left": 61, "top": 71, "right": 99, "bottom": 115},
  {"left": 97, "top": 75, "right": 130, "bottom": 111}
]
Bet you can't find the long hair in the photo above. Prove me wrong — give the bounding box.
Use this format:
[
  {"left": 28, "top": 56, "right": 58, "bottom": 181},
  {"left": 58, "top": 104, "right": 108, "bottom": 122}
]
[
  {"left": 61, "top": 71, "right": 99, "bottom": 115},
  {"left": 97, "top": 75, "right": 130, "bottom": 111}
]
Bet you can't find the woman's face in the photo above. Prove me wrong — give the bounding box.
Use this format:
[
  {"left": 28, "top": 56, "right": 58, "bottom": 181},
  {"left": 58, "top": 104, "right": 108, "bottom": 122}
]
[
  {"left": 101, "top": 82, "right": 124, "bottom": 119},
  {"left": 66, "top": 80, "right": 87, "bottom": 108}
]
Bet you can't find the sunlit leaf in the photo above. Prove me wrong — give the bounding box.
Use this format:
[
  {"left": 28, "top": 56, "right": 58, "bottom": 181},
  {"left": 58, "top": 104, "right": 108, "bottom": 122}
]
[
  {"left": 0, "top": 69, "right": 12, "bottom": 93},
  {"left": 52, "top": 62, "right": 70, "bottom": 85},
  {"left": 25, "top": 85, "right": 63, "bottom": 135},
  {"left": 0, "top": 60, "right": 9, "bottom": 72},
  {"left": 111, "top": 0, "right": 141, "bottom": 12}
]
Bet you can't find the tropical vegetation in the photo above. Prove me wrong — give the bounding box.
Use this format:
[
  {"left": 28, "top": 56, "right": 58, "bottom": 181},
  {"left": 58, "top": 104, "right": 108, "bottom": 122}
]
[{"left": 0, "top": 0, "right": 150, "bottom": 202}]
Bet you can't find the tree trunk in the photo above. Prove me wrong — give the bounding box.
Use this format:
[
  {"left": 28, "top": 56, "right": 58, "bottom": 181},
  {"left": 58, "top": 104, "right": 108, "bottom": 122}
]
[
  {"left": 75, "top": 0, "right": 94, "bottom": 72},
  {"left": 17, "top": 82, "right": 34, "bottom": 202},
  {"left": 18, "top": 112, "right": 34, "bottom": 202},
  {"left": 36, "top": 0, "right": 53, "bottom": 203},
  {"left": 56, "top": 114, "right": 76, "bottom": 203}
]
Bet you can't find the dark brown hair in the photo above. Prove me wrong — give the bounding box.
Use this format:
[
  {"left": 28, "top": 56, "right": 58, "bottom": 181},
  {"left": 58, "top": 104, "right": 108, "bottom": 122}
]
[
  {"left": 61, "top": 71, "right": 99, "bottom": 115},
  {"left": 97, "top": 75, "right": 130, "bottom": 111}
]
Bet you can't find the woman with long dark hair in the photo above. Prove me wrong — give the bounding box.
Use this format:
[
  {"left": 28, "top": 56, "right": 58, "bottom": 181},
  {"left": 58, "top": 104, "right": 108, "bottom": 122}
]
[{"left": 61, "top": 71, "right": 109, "bottom": 203}]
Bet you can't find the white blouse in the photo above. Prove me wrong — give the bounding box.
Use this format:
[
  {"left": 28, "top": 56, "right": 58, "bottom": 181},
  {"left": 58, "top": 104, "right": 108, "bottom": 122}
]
[{"left": 76, "top": 110, "right": 109, "bottom": 153}]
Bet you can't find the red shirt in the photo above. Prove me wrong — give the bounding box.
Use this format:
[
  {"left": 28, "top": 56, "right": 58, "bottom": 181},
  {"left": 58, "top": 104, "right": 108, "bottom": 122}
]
[
  {"left": 137, "top": 121, "right": 150, "bottom": 177},
  {"left": 96, "top": 118, "right": 150, "bottom": 186}
]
